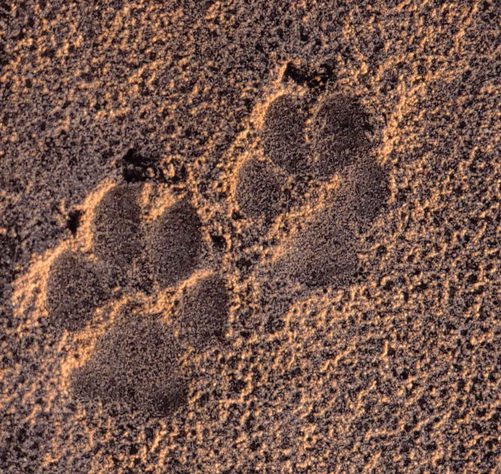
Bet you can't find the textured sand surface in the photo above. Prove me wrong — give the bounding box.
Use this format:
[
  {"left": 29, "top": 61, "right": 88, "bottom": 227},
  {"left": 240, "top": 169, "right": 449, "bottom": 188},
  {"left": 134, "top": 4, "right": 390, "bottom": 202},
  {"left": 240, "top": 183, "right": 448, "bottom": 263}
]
[{"left": 0, "top": 1, "right": 499, "bottom": 473}]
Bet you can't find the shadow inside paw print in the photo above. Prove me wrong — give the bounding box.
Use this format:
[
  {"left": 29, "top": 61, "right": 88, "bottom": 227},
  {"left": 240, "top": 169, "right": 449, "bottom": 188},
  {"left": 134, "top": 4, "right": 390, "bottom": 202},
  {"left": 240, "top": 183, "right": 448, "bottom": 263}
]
[
  {"left": 235, "top": 157, "right": 289, "bottom": 222},
  {"left": 46, "top": 251, "right": 109, "bottom": 332},
  {"left": 46, "top": 185, "right": 229, "bottom": 416},
  {"left": 92, "top": 184, "right": 143, "bottom": 277},
  {"left": 235, "top": 90, "right": 390, "bottom": 293},
  {"left": 278, "top": 214, "right": 359, "bottom": 289},
  {"left": 72, "top": 313, "right": 187, "bottom": 416},
  {"left": 261, "top": 94, "right": 309, "bottom": 175},
  {"left": 173, "top": 275, "right": 229, "bottom": 351},
  {"left": 311, "top": 94, "right": 372, "bottom": 176},
  {"left": 341, "top": 156, "right": 389, "bottom": 228},
  {"left": 147, "top": 199, "right": 203, "bottom": 288}
]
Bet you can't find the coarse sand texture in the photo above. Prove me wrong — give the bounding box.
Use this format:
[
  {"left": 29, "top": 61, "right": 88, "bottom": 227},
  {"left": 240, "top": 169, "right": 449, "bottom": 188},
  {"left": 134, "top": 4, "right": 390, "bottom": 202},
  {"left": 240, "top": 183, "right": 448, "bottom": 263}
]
[{"left": 0, "top": 1, "right": 499, "bottom": 473}]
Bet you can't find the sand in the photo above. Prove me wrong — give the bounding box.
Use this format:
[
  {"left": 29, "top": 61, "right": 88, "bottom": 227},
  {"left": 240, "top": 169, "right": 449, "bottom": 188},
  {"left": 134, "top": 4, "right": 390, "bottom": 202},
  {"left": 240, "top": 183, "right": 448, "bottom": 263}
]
[{"left": 0, "top": 1, "right": 499, "bottom": 472}]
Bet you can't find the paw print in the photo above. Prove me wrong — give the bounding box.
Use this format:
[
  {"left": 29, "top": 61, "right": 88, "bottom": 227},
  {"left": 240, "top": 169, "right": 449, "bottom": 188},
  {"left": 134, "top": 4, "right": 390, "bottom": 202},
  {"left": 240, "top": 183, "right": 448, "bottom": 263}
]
[
  {"left": 46, "top": 184, "right": 229, "bottom": 416},
  {"left": 44, "top": 78, "right": 390, "bottom": 418},
  {"left": 234, "top": 88, "right": 389, "bottom": 293}
]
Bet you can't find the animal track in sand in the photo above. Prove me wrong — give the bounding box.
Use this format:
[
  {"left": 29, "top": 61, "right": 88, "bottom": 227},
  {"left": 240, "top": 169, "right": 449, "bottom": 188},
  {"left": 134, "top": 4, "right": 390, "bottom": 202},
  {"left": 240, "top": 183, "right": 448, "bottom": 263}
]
[
  {"left": 44, "top": 79, "right": 390, "bottom": 418},
  {"left": 173, "top": 275, "right": 230, "bottom": 351},
  {"left": 235, "top": 89, "right": 390, "bottom": 291},
  {"left": 46, "top": 184, "right": 229, "bottom": 416}
]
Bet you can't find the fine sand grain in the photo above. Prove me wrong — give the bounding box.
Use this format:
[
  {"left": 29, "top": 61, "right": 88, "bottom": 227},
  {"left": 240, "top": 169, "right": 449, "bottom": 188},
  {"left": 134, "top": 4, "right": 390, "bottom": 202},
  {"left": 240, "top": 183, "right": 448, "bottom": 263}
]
[{"left": 1, "top": 1, "right": 499, "bottom": 473}]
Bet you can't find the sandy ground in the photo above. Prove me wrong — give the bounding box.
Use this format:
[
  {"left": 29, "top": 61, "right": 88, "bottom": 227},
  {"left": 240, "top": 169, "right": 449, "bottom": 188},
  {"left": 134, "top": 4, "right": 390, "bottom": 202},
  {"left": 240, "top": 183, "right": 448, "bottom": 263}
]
[{"left": 0, "top": 1, "right": 499, "bottom": 473}]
